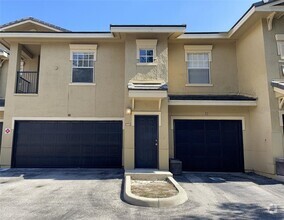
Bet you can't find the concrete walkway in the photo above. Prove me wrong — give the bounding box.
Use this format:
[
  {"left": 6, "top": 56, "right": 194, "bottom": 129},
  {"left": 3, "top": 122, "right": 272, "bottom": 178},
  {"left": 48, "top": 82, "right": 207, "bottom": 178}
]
[{"left": 0, "top": 169, "right": 283, "bottom": 219}]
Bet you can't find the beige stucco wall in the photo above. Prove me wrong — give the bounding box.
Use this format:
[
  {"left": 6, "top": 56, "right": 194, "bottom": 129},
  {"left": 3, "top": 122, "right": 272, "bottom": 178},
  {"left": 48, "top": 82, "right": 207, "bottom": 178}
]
[
  {"left": 123, "top": 34, "right": 169, "bottom": 170},
  {"left": 168, "top": 40, "right": 238, "bottom": 95},
  {"left": 236, "top": 20, "right": 275, "bottom": 174},
  {"left": 0, "top": 41, "right": 125, "bottom": 167},
  {"left": 169, "top": 106, "right": 253, "bottom": 171}
]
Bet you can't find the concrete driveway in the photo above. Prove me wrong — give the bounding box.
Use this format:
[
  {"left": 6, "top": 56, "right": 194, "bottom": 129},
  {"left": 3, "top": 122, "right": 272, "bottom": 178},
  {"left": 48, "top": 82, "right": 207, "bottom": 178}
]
[{"left": 0, "top": 169, "right": 283, "bottom": 219}]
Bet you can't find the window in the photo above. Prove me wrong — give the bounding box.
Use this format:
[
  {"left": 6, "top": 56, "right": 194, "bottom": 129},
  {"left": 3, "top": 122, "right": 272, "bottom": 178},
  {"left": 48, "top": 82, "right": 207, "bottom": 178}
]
[
  {"left": 69, "top": 44, "right": 97, "bottom": 83},
  {"left": 184, "top": 45, "right": 213, "bottom": 85},
  {"left": 136, "top": 39, "right": 157, "bottom": 64},
  {"left": 277, "top": 42, "right": 284, "bottom": 60},
  {"left": 187, "top": 53, "right": 210, "bottom": 84},
  {"left": 72, "top": 52, "right": 94, "bottom": 83},
  {"left": 139, "top": 49, "right": 154, "bottom": 63}
]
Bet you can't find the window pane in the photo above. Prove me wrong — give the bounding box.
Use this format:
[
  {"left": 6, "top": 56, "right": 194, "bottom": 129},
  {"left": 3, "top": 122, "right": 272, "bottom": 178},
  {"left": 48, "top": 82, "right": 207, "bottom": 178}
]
[
  {"left": 72, "top": 60, "right": 78, "bottom": 67},
  {"left": 89, "top": 54, "right": 94, "bottom": 60},
  {"left": 188, "top": 69, "right": 210, "bottom": 84},
  {"left": 140, "top": 50, "right": 146, "bottom": 56},
  {"left": 89, "top": 60, "right": 94, "bottom": 67},
  {"left": 84, "top": 60, "right": 89, "bottom": 67},
  {"left": 73, "top": 53, "right": 78, "bottom": 60},
  {"left": 147, "top": 56, "right": 153, "bottom": 63},
  {"left": 140, "top": 56, "right": 147, "bottom": 63},
  {"left": 72, "top": 68, "right": 93, "bottom": 83},
  {"left": 147, "top": 50, "right": 153, "bottom": 55},
  {"left": 78, "top": 60, "right": 83, "bottom": 67}
]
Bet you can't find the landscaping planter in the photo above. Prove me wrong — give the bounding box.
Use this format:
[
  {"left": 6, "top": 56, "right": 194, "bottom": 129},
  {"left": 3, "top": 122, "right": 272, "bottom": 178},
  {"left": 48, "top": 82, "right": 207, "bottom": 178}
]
[{"left": 123, "top": 175, "right": 188, "bottom": 207}]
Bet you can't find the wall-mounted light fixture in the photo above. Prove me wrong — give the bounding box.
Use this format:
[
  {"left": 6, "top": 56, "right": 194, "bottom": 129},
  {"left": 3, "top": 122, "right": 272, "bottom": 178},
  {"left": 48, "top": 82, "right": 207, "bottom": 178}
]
[{"left": 126, "top": 108, "right": 132, "bottom": 115}]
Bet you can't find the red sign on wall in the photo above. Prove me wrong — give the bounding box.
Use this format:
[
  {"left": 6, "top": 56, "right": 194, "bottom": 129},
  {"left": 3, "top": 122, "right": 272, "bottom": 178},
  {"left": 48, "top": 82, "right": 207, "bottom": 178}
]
[{"left": 4, "top": 128, "right": 11, "bottom": 134}]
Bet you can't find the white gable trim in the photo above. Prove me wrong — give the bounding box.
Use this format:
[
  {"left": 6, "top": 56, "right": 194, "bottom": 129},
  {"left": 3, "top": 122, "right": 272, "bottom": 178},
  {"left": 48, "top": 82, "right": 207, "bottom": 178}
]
[{"left": 0, "top": 20, "right": 63, "bottom": 32}]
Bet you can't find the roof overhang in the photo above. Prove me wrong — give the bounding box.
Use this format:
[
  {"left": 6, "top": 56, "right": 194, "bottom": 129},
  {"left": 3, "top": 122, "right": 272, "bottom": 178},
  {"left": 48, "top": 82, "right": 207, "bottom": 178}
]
[
  {"left": 168, "top": 100, "right": 257, "bottom": 106},
  {"left": 129, "top": 90, "right": 167, "bottom": 99},
  {"left": 110, "top": 25, "right": 186, "bottom": 33},
  {"left": 168, "top": 94, "right": 257, "bottom": 106},
  {"left": 0, "top": 32, "right": 114, "bottom": 39}
]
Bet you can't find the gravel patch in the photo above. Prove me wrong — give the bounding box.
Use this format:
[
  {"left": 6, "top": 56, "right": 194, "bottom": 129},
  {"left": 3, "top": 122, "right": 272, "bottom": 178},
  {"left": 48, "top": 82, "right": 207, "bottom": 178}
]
[{"left": 131, "top": 179, "right": 178, "bottom": 198}]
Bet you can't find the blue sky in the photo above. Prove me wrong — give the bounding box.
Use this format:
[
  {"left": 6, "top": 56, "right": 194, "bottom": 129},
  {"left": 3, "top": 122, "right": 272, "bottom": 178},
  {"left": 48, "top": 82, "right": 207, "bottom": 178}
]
[{"left": 0, "top": 0, "right": 258, "bottom": 32}]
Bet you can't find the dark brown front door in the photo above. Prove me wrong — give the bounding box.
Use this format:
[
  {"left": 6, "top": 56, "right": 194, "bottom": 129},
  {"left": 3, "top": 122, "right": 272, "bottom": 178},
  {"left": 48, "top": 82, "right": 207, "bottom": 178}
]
[{"left": 135, "top": 115, "right": 158, "bottom": 168}]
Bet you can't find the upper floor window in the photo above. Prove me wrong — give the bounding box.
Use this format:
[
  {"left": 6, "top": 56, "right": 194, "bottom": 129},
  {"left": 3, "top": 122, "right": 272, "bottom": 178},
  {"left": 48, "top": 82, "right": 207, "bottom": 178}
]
[
  {"left": 72, "top": 52, "right": 94, "bottom": 83},
  {"left": 69, "top": 44, "right": 97, "bottom": 83},
  {"left": 136, "top": 39, "right": 157, "bottom": 65},
  {"left": 184, "top": 45, "right": 213, "bottom": 85},
  {"left": 139, "top": 49, "right": 154, "bottom": 63}
]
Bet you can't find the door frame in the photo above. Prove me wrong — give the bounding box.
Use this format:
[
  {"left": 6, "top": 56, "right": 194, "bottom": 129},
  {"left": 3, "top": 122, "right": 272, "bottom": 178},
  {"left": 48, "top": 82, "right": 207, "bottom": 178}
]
[{"left": 134, "top": 115, "right": 159, "bottom": 169}]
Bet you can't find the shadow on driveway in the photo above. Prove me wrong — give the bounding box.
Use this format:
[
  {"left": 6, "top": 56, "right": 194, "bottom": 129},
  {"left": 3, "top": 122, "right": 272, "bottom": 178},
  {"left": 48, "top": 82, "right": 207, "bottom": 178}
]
[{"left": 0, "top": 168, "right": 123, "bottom": 181}]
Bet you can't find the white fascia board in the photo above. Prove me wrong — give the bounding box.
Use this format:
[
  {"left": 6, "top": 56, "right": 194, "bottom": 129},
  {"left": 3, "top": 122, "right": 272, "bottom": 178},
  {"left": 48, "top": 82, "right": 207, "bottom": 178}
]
[
  {"left": 178, "top": 33, "right": 229, "bottom": 39},
  {"left": 168, "top": 100, "right": 257, "bottom": 106},
  {"left": 110, "top": 27, "right": 186, "bottom": 33},
  {"left": 128, "top": 90, "right": 167, "bottom": 98},
  {"left": 228, "top": 7, "right": 256, "bottom": 38},
  {"left": 0, "top": 32, "right": 114, "bottom": 39}
]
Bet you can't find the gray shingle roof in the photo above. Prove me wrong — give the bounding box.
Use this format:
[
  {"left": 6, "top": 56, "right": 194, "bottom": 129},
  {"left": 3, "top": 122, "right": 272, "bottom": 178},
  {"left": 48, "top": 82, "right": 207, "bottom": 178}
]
[{"left": 0, "top": 17, "right": 70, "bottom": 32}]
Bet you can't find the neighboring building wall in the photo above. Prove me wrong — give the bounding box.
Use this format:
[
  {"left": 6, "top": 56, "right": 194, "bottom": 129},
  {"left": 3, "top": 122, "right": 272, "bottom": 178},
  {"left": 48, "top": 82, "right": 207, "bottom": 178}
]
[
  {"left": 123, "top": 34, "right": 169, "bottom": 170},
  {"left": 236, "top": 20, "right": 274, "bottom": 174},
  {"left": 0, "top": 61, "right": 8, "bottom": 98},
  {"left": 168, "top": 40, "right": 239, "bottom": 95},
  {"left": 0, "top": 41, "right": 125, "bottom": 167},
  {"left": 262, "top": 16, "right": 284, "bottom": 170}
]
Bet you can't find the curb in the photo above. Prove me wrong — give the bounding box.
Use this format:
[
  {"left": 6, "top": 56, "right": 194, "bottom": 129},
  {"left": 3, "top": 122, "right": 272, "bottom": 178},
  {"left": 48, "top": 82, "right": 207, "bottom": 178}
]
[{"left": 123, "top": 175, "right": 188, "bottom": 207}]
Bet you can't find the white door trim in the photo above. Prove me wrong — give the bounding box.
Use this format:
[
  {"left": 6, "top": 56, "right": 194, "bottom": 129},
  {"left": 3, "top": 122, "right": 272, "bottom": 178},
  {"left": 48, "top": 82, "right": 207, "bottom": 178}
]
[{"left": 131, "top": 112, "right": 161, "bottom": 126}]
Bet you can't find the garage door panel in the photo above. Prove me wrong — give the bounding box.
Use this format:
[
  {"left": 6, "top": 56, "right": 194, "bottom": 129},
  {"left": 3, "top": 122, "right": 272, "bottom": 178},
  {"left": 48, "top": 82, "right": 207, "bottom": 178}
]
[
  {"left": 175, "top": 120, "right": 244, "bottom": 172},
  {"left": 12, "top": 121, "right": 122, "bottom": 168}
]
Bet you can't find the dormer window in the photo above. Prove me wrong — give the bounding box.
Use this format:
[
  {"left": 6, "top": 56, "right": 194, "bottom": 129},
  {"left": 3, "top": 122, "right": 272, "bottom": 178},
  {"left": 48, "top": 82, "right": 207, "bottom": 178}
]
[{"left": 136, "top": 39, "right": 157, "bottom": 65}]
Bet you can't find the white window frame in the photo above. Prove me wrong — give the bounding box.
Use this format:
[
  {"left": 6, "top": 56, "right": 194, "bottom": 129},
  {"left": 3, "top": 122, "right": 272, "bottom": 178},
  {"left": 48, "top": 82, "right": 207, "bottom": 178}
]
[
  {"left": 184, "top": 45, "right": 213, "bottom": 85},
  {"left": 136, "top": 39, "right": 157, "bottom": 65},
  {"left": 276, "top": 41, "right": 284, "bottom": 60},
  {"left": 69, "top": 44, "right": 97, "bottom": 84}
]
